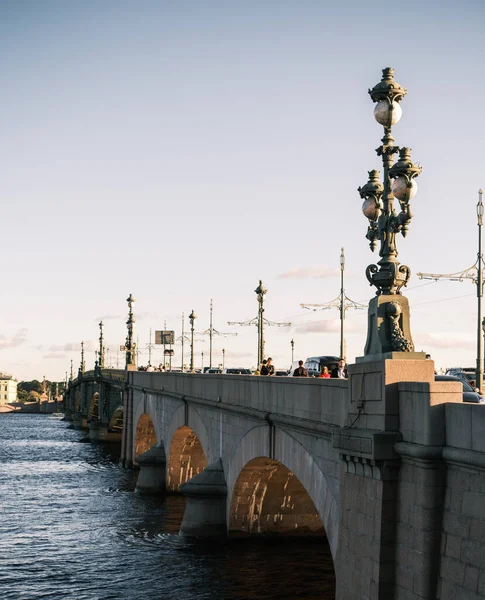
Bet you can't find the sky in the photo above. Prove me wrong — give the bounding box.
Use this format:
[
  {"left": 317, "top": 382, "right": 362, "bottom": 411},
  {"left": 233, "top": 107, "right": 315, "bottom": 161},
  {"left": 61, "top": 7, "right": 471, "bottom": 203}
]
[{"left": 1, "top": 0, "right": 485, "bottom": 380}]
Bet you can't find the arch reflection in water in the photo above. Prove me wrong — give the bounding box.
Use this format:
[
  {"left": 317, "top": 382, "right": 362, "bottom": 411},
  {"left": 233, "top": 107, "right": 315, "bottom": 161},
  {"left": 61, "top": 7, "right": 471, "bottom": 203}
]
[{"left": 167, "top": 425, "right": 208, "bottom": 492}]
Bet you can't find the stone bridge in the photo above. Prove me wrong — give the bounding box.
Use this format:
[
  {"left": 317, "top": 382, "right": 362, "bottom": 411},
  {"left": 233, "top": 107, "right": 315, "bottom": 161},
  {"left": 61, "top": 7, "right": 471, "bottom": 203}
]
[{"left": 64, "top": 358, "right": 485, "bottom": 600}]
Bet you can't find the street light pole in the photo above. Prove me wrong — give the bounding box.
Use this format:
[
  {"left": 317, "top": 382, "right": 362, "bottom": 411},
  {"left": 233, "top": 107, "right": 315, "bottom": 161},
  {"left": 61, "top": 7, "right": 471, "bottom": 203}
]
[
  {"left": 189, "top": 310, "right": 196, "bottom": 373},
  {"left": 209, "top": 299, "right": 213, "bottom": 368},
  {"left": 125, "top": 294, "right": 136, "bottom": 370},
  {"left": 358, "top": 68, "right": 422, "bottom": 355},
  {"left": 201, "top": 351, "right": 204, "bottom": 372},
  {"left": 222, "top": 347, "right": 225, "bottom": 369},
  {"left": 290, "top": 338, "right": 294, "bottom": 364},
  {"left": 477, "top": 190, "right": 484, "bottom": 391},
  {"left": 339, "top": 247, "right": 345, "bottom": 359},
  {"left": 255, "top": 280, "right": 267, "bottom": 366},
  {"left": 99, "top": 321, "right": 104, "bottom": 368}
]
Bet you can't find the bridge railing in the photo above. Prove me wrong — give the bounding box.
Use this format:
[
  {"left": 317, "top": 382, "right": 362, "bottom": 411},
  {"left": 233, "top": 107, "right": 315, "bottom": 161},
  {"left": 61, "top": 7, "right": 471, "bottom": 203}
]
[{"left": 129, "top": 372, "right": 349, "bottom": 428}]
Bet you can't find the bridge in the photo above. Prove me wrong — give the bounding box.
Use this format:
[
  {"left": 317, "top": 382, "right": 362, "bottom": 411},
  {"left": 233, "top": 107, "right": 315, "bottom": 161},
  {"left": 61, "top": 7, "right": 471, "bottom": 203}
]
[{"left": 64, "top": 358, "right": 485, "bottom": 600}]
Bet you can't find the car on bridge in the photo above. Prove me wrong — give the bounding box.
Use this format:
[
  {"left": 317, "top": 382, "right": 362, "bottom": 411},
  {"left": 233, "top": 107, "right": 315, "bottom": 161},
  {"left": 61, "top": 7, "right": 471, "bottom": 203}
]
[
  {"left": 287, "top": 356, "right": 341, "bottom": 378},
  {"left": 204, "top": 368, "right": 222, "bottom": 374},
  {"left": 222, "top": 368, "right": 252, "bottom": 375},
  {"left": 435, "top": 374, "right": 485, "bottom": 403},
  {"left": 445, "top": 367, "right": 477, "bottom": 389}
]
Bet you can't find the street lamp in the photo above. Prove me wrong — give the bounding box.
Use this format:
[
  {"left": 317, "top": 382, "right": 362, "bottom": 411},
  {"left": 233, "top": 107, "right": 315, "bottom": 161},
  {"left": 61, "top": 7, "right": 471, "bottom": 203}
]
[
  {"left": 477, "top": 190, "right": 484, "bottom": 391},
  {"left": 125, "top": 294, "right": 136, "bottom": 370},
  {"left": 358, "top": 67, "right": 422, "bottom": 355},
  {"left": 99, "top": 321, "right": 105, "bottom": 368},
  {"left": 255, "top": 280, "right": 267, "bottom": 365},
  {"left": 201, "top": 351, "right": 204, "bottom": 372},
  {"left": 290, "top": 338, "right": 294, "bottom": 364},
  {"left": 222, "top": 347, "right": 225, "bottom": 369},
  {"left": 189, "top": 310, "right": 196, "bottom": 373}
]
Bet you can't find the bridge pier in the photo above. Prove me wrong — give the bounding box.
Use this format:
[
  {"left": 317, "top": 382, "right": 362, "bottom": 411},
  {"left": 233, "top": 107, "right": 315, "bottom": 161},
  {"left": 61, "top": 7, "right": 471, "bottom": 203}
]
[
  {"left": 135, "top": 443, "right": 167, "bottom": 494},
  {"left": 180, "top": 458, "right": 227, "bottom": 537},
  {"left": 334, "top": 356, "right": 436, "bottom": 600}
]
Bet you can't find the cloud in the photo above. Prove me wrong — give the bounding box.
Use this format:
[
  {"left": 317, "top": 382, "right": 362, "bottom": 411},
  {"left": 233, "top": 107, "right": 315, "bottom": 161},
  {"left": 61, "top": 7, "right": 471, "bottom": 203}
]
[
  {"left": 294, "top": 320, "right": 341, "bottom": 333},
  {"left": 278, "top": 267, "right": 341, "bottom": 279},
  {"left": 48, "top": 340, "right": 97, "bottom": 352},
  {"left": 415, "top": 332, "right": 474, "bottom": 351},
  {"left": 43, "top": 353, "right": 68, "bottom": 360},
  {"left": 95, "top": 314, "right": 123, "bottom": 321},
  {"left": 0, "top": 329, "right": 28, "bottom": 350},
  {"left": 224, "top": 350, "right": 253, "bottom": 359}
]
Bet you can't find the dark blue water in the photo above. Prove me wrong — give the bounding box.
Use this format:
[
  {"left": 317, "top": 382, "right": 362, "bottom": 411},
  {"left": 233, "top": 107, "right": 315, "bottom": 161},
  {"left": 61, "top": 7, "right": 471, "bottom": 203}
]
[{"left": 0, "top": 414, "right": 335, "bottom": 599}]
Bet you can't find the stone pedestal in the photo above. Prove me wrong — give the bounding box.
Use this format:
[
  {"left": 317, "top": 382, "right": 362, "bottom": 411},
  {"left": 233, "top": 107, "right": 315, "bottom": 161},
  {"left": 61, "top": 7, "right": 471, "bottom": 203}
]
[
  {"left": 179, "top": 458, "right": 227, "bottom": 538},
  {"left": 363, "top": 295, "right": 420, "bottom": 356},
  {"left": 135, "top": 443, "right": 167, "bottom": 495}
]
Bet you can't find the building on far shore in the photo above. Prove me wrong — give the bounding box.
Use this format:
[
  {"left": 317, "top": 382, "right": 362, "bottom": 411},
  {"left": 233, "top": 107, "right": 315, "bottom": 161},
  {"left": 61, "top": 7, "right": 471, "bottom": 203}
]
[{"left": 0, "top": 373, "right": 18, "bottom": 405}]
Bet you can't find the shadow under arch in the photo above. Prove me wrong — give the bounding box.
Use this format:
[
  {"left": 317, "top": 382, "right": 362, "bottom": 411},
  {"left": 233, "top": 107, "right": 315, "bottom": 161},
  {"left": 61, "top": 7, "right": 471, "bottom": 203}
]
[
  {"left": 75, "top": 390, "right": 81, "bottom": 412},
  {"left": 167, "top": 426, "right": 208, "bottom": 492},
  {"left": 227, "top": 425, "right": 340, "bottom": 559},
  {"left": 134, "top": 413, "right": 157, "bottom": 461},
  {"left": 87, "top": 393, "right": 99, "bottom": 421},
  {"left": 229, "top": 457, "right": 325, "bottom": 536}
]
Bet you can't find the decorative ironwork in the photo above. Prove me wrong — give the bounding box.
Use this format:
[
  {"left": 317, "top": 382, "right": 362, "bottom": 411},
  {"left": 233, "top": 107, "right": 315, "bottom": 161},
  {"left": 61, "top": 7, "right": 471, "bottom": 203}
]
[
  {"left": 125, "top": 294, "right": 136, "bottom": 368},
  {"left": 358, "top": 68, "right": 422, "bottom": 296}
]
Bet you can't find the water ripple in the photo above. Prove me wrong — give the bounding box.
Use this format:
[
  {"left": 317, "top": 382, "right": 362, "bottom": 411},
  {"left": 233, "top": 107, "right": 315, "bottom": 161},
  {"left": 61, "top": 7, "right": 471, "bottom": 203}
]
[{"left": 0, "top": 414, "right": 335, "bottom": 599}]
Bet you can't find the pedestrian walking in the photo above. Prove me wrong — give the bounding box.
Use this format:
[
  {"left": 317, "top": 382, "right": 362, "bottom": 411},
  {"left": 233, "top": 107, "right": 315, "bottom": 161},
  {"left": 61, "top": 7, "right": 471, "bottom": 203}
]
[{"left": 293, "top": 360, "right": 309, "bottom": 377}]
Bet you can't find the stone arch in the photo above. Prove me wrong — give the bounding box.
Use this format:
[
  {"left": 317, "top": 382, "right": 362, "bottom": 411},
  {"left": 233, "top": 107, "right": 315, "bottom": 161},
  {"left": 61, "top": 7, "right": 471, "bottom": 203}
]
[
  {"left": 227, "top": 425, "right": 339, "bottom": 559},
  {"left": 87, "top": 393, "right": 99, "bottom": 421},
  {"left": 134, "top": 413, "right": 157, "bottom": 461},
  {"left": 167, "top": 426, "right": 208, "bottom": 492},
  {"left": 229, "top": 457, "right": 325, "bottom": 536},
  {"left": 108, "top": 406, "right": 123, "bottom": 432}
]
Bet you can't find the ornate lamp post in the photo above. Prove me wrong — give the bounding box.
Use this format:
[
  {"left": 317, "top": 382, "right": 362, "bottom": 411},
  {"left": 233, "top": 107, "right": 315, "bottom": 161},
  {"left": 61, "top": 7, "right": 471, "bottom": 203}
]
[
  {"left": 125, "top": 294, "right": 137, "bottom": 370},
  {"left": 78, "top": 341, "right": 85, "bottom": 377},
  {"left": 358, "top": 67, "right": 422, "bottom": 356},
  {"left": 477, "top": 191, "right": 484, "bottom": 391},
  {"left": 255, "top": 280, "right": 267, "bottom": 366},
  {"left": 290, "top": 338, "right": 294, "bottom": 364},
  {"left": 70, "top": 359, "right": 74, "bottom": 381},
  {"left": 98, "top": 321, "right": 105, "bottom": 368},
  {"left": 189, "top": 310, "right": 196, "bottom": 373}
]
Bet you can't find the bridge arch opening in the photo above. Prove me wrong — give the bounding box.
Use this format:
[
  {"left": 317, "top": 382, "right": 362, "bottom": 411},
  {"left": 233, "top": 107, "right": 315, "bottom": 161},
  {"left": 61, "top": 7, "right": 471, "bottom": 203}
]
[
  {"left": 167, "top": 426, "right": 208, "bottom": 492},
  {"left": 134, "top": 413, "right": 157, "bottom": 461},
  {"left": 108, "top": 407, "right": 123, "bottom": 433},
  {"left": 229, "top": 457, "right": 326, "bottom": 537},
  {"left": 87, "top": 393, "right": 99, "bottom": 421}
]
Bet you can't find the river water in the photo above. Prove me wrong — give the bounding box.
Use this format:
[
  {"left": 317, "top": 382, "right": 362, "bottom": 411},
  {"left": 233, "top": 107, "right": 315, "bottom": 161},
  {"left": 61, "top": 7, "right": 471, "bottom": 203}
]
[{"left": 0, "top": 414, "right": 335, "bottom": 600}]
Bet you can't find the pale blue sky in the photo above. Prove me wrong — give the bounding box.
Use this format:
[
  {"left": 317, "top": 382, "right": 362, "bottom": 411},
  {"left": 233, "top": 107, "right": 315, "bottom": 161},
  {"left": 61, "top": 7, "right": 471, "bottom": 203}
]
[{"left": 1, "top": 0, "right": 484, "bottom": 379}]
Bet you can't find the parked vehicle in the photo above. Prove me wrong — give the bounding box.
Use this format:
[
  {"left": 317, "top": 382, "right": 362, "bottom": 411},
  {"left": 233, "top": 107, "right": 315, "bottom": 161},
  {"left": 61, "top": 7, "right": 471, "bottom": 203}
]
[
  {"left": 445, "top": 367, "right": 477, "bottom": 388},
  {"left": 289, "top": 356, "right": 341, "bottom": 378},
  {"left": 205, "top": 368, "right": 222, "bottom": 374},
  {"left": 222, "top": 368, "right": 252, "bottom": 375},
  {"left": 435, "top": 375, "right": 485, "bottom": 403}
]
